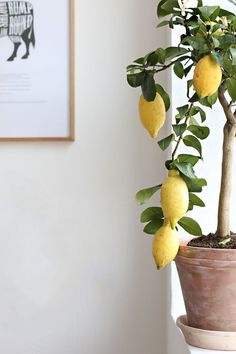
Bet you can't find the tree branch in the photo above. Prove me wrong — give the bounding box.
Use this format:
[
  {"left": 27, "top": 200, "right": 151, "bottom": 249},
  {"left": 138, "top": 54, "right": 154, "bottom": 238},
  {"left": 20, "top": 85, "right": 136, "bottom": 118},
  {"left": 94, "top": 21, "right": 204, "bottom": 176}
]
[
  {"left": 218, "top": 82, "right": 236, "bottom": 125},
  {"left": 217, "top": 83, "right": 236, "bottom": 236}
]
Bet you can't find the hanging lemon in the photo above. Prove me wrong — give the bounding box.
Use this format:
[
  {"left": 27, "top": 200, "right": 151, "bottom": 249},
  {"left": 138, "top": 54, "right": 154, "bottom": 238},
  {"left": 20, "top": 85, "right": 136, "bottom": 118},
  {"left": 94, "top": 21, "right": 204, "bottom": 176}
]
[
  {"left": 193, "top": 55, "right": 222, "bottom": 98},
  {"left": 139, "top": 93, "right": 166, "bottom": 138},
  {"left": 160, "top": 170, "right": 189, "bottom": 229},
  {"left": 152, "top": 221, "right": 180, "bottom": 270}
]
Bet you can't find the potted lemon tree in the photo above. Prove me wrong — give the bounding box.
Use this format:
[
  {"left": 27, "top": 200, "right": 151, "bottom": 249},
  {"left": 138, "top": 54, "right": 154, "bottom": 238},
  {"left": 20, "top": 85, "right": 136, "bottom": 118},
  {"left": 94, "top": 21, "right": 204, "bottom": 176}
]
[{"left": 127, "top": 0, "right": 236, "bottom": 350}]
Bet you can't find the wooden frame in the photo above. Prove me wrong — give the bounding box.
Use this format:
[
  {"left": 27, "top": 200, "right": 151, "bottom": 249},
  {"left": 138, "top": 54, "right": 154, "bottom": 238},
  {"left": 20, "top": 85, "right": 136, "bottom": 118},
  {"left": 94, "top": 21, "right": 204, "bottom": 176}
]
[{"left": 0, "top": 0, "right": 75, "bottom": 142}]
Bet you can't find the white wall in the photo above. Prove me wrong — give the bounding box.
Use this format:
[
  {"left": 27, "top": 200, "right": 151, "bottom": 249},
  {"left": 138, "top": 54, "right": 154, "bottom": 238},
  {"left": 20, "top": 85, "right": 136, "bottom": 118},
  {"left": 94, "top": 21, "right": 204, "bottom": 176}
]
[
  {"left": 0, "top": 1, "right": 170, "bottom": 354},
  {"left": 169, "top": 1, "right": 236, "bottom": 353}
]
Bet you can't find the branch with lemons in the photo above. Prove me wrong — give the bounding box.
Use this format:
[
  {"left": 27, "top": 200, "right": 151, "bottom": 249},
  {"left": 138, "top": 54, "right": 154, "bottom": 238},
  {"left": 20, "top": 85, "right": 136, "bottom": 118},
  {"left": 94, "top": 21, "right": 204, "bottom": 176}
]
[{"left": 127, "top": 0, "right": 236, "bottom": 269}]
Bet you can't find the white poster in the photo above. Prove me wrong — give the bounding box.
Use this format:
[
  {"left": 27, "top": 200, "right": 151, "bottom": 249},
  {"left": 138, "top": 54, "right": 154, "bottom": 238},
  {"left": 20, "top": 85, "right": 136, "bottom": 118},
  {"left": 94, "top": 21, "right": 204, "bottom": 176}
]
[{"left": 0, "top": 0, "right": 74, "bottom": 141}]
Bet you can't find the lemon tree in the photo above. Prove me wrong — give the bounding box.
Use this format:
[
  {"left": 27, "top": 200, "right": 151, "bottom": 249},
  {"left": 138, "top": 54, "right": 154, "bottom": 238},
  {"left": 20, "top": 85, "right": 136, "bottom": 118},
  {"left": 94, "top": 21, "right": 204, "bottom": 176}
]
[{"left": 127, "top": 0, "right": 236, "bottom": 268}]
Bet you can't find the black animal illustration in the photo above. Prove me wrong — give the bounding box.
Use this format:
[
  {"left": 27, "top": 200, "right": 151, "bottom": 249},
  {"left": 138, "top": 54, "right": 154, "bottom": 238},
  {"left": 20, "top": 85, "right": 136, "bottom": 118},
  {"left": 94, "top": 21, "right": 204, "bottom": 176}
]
[{"left": 0, "top": 1, "right": 35, "bottom": 61}]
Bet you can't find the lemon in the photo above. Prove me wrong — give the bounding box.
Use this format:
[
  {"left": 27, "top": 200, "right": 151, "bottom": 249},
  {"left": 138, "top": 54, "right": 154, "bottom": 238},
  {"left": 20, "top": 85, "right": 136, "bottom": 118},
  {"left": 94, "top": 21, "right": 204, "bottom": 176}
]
[
  {"left": 193, "top": 55, "right": 222, "bottom": 98},
  {"left": 160, "top": 170, "right": 189, "bottom": 228},
  {"left": 152, "top": 221, "right": 180, "bottom": 270},
  {"left": 139, "top": 93, "right": 166, "bottom": 138}
]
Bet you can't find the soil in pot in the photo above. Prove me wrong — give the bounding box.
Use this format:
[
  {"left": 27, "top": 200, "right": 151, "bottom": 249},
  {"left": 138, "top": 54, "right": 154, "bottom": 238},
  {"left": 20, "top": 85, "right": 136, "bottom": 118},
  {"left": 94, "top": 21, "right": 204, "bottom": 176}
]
[{"left": 187, "top": 233, "right": 236, "bottom": 248}]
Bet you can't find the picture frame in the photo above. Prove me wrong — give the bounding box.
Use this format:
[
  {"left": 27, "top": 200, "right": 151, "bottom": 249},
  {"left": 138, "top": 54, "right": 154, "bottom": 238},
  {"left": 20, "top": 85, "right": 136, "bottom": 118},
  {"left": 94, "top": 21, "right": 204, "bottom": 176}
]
[{"left": 0, "top": 0, "right": 75, "bottom": 141}]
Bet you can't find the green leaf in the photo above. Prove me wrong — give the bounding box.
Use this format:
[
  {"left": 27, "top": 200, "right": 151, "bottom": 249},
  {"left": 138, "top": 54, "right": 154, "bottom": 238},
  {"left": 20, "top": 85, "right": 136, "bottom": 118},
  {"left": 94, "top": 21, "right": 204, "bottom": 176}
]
[
  {"left": 199, "top": 96, "right": 212, "bottom": 108},
  {"left": 189, "top": 116, "right": 199, "bottom": 126},
  {"left": 127, "top": 64, "right": 141, "bottom": 70},
  {"left": 182, "top": 176, "right": 207, "bottom": 193},
  {"left": 223, "top": 51, "right": 236, "bottom": 76},
  {"left": 172, "top": 123, "right": 187, "bottom": 137},
  {"left": 199, "top": 91, "right": 218, "bottom": 108},
  {"left": 210, "top": 52, "right": 222, "bottom": 65},
  {"left": 219, "top": 8, "right": 235, "bottom": 17},
  {"left": 178, "top": 217, "right": 202, "bottom": 236},
  {"left": 165, "top": 160, "right": 173, "bottom": 170},
  {"left": 191, "top": 106, "right": 206, "bottom": 122},
  {"left": 134, "top": 57, "right": 145, "bottom": 65},
  {"left": 189, "top": 92, "right": 200, "bottom": 103},
  {"left": 157, "top": 0, "right": 179, "bottom": 18},
  {"left": 176, "top": 104, "right": 189, "bottom": 122},
  {"left": 198, "top": 6, "right": 220, "bottom": 21},
  {"left": 174, "top": 61, "right": 184, "bottom": 79},
  {"left": 156, "top": 48, "right": 166, "bottom": 64},
  {"left": 182, "top": 36, "right": 206, "bottom": 50},
  {"left": 156, "top": 84, "right": 170, "bottom": 111},
  {"left": 136, "top": 185, "right": 161, "bottom": 206},
  {"left": 227, "top": 78, "right": 236, "bottom": 102},
  {"left": 218, "top": 34, "right": 236, "bottom": 50},
  {"left": 212, "top": 37, "right": 220, "bottom": 50},
  {"left": 187, "top": 79, "right": 193, "bottom": 98},
  {"left": 183, "top": 135, "right": 202, "bottom": 157},
  {"left": 146, "top": 52, "right": 159, "bottom": 66},
  {"left": 141, "top": 72, "right": 156, "bottom": 101},
  {"left": 165, "top": 46, "right": 189, "bottom": 60},
  {"left": 157, "top": 0, "right": 169, "bottom": 17},
  {"left": 178, "top": 154, "right": 200, "bottom": 166},
  {"left": 188, "top": 200, "right": 194, "bottom": 211},
  {"left": 184, "top": 64, "right": 194, "bottom": 77},
  {"left": 127, "top": 72, "right": 145, "bottom": 88},
  {"left": 158, "top": 134, "right": 175, "bottom": 151},
  {"left": 140, "top": 207, "right": 164, "bottom": 223},
  {"left": 143, "top": 219, "right": 164, "bottom": 235},
  {"left": 207, "top": 91, "right": 218, "bottom": 106},
  {"left": 230, "top": 47, "right": 236, "bottom": 66},
  {"left": 187, "top": 125, "right": 210, "bottom": 140},
  {"left": 189, "top": 193, "right": 205, "bottom": 207},
  {"left": 174, "top": 162, "right": 196, "bottom": 178},
  {"left": 157, "top": 20, "right": 170, "bottom": 28},
  {"left": 177, "top": 104, "right": 189, "bottom": 117}
]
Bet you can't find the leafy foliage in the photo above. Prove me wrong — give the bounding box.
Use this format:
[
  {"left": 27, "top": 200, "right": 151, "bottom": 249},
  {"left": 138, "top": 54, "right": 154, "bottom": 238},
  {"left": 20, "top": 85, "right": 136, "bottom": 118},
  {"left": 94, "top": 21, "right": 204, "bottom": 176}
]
[
  {"left": 136, "top": 185, "right": 162, "bottom": 205},
  {"left": 127, "top": 0, "right": 236, "bottom": 239}
]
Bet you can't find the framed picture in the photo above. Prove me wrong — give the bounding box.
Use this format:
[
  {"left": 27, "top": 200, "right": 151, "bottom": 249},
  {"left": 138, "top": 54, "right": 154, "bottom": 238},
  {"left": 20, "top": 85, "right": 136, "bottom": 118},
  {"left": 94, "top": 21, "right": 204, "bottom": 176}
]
[{"left": 0, "top": 0, "right": 75, "bottom": 141}]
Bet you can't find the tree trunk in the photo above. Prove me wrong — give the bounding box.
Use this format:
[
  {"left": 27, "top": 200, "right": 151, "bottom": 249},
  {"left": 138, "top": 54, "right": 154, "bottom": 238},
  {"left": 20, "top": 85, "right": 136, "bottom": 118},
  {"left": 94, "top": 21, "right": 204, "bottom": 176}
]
[{"left": 217, "top": 121, "right": 236, "bottom": 237}]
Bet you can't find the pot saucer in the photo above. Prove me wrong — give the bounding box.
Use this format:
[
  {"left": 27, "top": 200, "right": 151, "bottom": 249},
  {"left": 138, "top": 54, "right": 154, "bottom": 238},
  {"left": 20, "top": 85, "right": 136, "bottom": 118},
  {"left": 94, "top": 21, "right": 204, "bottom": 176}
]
[{"left": 177, "top": 315, "right": 236, "bottom": 351}]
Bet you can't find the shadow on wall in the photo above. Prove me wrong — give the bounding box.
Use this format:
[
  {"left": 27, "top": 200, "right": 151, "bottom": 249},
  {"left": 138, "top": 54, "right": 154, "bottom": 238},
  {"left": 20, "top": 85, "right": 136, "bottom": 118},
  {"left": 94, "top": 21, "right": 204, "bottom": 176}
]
[
  {"left": 168, "top": 316, "right": 190, "bottom": 354},
  {"left": 166, "top": 268, "right": 190, "bottom": 354}
]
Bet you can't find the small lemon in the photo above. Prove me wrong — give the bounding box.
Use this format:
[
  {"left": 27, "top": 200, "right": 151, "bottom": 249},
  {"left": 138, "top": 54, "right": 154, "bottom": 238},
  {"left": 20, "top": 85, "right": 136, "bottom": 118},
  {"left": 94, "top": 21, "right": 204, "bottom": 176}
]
[
  {"left": 152, "top": 221, "right": 180, "bottom": 270},
  {"left": 160, "top": 170, "right": 189, "bottom": 228},
  {"left": 139, "top": 93, "right": 166, "bottom": 138},
  {"left": 193, "top": 55, "right": 222, "bottom": 98}
]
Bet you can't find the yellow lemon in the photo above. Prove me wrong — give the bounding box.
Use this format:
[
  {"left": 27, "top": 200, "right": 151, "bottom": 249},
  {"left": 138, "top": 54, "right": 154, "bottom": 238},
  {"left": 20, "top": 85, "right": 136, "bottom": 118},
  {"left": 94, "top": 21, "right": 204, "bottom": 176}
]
[
  {"left": 193, "top": 55, "right": 222, "bottom": 98},
  {"left": 160, "top": 170, "right": 189, "bottom": 228},
  {"left": 139, "top": 93, "right": 166, "bottom": 138},
  {"left": 152, "top": 221, "right": 180, "bottom": 270}
]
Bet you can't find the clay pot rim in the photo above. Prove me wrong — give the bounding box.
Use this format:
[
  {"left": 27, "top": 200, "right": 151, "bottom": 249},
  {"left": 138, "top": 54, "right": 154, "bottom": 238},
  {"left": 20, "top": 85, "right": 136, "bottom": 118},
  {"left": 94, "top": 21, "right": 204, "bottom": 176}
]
[
  {"left": 180, "top": 239, "right": 236, "bottom": 252},
  {"left": 178, "top": 239, "right": 236, "bottom": 261}
]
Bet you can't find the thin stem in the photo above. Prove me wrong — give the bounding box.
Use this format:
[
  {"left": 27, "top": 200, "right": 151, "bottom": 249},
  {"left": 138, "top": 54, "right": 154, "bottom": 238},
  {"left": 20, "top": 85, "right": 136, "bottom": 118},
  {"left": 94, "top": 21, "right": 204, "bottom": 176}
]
[
  {"left": 127, "top": 56, "right": 193, "bottom": 74},
  {"left": 154, "top": 56, "right": 192, "bottom": 74},
  {"left": 172, "top": 103, "right": 194, "bottom": 161}
]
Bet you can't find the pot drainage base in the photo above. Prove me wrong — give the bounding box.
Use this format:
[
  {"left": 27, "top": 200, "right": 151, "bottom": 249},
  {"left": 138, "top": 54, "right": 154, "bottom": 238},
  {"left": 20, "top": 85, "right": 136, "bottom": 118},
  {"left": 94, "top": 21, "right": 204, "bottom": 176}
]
[{"left": 177, "top": 315, "right": 236, "bottom": 351}]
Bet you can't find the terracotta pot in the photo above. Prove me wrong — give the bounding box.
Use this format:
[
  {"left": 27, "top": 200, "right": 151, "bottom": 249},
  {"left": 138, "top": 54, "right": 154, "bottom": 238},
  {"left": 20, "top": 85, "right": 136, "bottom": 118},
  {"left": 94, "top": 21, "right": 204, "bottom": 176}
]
[{"left": 175, "top": 242, "right": 236, "bottom": 331}]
